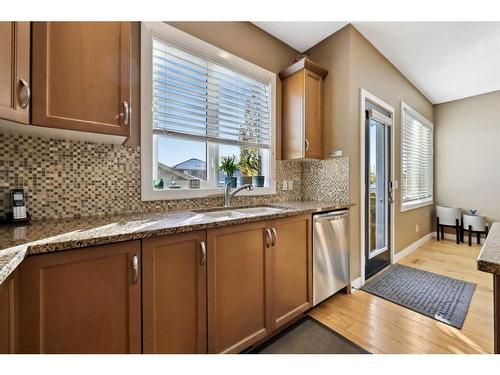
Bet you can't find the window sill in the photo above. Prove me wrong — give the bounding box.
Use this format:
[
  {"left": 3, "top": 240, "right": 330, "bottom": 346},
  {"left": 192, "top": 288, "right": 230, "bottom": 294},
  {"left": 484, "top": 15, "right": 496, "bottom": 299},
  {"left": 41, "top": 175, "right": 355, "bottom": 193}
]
[
  {"left": 141, "top": 186, "right": 277, "bottom": 202},
  {"left": 400, "top": 198, "right": 433, "bottom": 212}
]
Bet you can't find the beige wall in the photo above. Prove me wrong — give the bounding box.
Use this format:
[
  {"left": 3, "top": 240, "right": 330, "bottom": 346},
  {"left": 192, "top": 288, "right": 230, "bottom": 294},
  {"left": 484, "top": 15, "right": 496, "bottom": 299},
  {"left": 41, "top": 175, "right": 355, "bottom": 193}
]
[
  {"left": 307, "top": 25, "right": 434, "bottom": 280},
  {"left": 434, "top": 90, "right": 500, "bottom": 224},
  {"left": 167, "top": 22, "right": 299, "bottom": 159}
]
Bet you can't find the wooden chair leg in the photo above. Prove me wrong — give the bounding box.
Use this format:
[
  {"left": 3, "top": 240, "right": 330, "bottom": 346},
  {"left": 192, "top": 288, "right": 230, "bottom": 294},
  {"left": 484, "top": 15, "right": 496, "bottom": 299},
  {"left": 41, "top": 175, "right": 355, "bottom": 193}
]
[
  {"left": 441, "top": 225, "right": 444, "bottom": 240},
  {"left": 456, "top": 219, "right": 460, "bottom": 244},
  {"left": 477, "top": 231, "right": 481, "bottom": 244},
  {"left": 469, "top": 225, "right": 472, "bottom": 247},
  {"left": 461, "top": 219, "right": 464, "bottom": 243}
]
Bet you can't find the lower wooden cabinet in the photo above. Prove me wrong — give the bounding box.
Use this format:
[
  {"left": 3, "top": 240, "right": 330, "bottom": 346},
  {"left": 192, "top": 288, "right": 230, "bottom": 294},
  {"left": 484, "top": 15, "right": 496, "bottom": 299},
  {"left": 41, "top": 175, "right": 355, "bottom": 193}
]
[
  {"left": 18, "top": 241, "right": 141, "bottom": 354},
  {"left": 207, "top": 221, "right": 273, "bottom": 353},
  {"left": 0, "top": 270, "right": 19, "bottom": 353},
  {"left": 272, "top": 214, "right": 312, "bottom": 329},
  {"left": 6, "top": 213, "right": 312, "bottom": 354},
  {"left": 206, "top": 215, "right": 312, "bottom": 353},
  {"left": 142, "top": 230, "right": 207, "bottom": 353}
]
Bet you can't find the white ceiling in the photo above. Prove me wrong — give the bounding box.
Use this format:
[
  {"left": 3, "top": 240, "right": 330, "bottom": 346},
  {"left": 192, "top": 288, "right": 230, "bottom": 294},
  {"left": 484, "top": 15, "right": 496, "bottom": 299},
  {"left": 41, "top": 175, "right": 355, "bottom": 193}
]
[
  {"left": 253, "top": 22, "right": 500, "bottom": 104},
  {"left": 252, "top": 22, "right": 348, "bottom": 53}
]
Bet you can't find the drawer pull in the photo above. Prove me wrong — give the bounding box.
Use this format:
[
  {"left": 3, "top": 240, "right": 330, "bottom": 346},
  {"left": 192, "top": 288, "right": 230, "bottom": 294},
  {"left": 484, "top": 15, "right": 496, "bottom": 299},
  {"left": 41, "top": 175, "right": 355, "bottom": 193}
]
[
  {"left": 18, "top": 78, "right": 30, "bottom": 109},
  {"left": 121, "top": 101, "right": 130, "bottom": 125},
  {"left": 200, "top": 241, "right": 207, "bottom": 265},
  {"left": 265, "top": 229, "right": 272, "bottom": 248},
  {"left": 132, "top": 255, "right": 138, "bottom": 284},
  {"left": 271, "top": 228, "right": 277, "bottom": 246}
]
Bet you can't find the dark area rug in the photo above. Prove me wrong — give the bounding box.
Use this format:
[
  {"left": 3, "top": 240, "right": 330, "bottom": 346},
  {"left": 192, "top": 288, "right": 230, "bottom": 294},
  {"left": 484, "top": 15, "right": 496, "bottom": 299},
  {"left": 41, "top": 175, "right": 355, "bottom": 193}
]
[
  {"left": 361, "top": 264, "right": 476, "bottom": 329},
  {"left": 251, "top": 317, "right": 369, "bottom": 354}
]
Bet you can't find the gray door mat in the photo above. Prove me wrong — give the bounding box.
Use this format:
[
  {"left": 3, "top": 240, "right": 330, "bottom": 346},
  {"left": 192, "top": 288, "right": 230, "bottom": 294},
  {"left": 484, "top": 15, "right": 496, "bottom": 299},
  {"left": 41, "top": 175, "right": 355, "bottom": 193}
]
[
  {"left": 251, "top": 317, "right": 369, "bottom": 354},
  {"left": 361, "top": 264, "right": 476, "bottom": 329}
]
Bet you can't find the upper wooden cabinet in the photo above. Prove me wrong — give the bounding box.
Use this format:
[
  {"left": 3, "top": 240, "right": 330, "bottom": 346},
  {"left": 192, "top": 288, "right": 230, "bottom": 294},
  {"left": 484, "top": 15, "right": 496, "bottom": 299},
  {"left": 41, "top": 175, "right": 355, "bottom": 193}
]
[
  {"left": 280, "top": 57, "right": 327, "bottom": 160},
  {"left": 18, "top": 241, "right": 141, "bottom": 354},
  {"left": 142, "top": 231, "right": 207, "bottom": 354},
  {"left": 31, "top": 22, "right": 131, "bottom": 136},
  {"left": 0, "top": 22, "right": 30, "bottom": 124}
]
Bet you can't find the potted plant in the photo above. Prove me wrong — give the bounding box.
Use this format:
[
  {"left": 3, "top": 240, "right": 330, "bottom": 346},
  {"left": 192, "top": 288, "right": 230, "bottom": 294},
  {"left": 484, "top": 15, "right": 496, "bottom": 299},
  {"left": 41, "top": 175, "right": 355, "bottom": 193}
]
[
  {"left": 252, "top": 156, "right": 265, "bottom": 187},
  {"left": 238, "top": 147, "right": 259, "bottom": 186},
  {"left": 219, "top": 155, "right": 238, "bottom": 188}
]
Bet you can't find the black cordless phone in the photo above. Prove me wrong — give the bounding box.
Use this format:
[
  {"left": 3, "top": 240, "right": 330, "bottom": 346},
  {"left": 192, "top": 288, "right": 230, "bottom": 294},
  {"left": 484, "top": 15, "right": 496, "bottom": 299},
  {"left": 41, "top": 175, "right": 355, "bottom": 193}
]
[{"left": 10, "top": 189, "right": 29, "bottom": 222}]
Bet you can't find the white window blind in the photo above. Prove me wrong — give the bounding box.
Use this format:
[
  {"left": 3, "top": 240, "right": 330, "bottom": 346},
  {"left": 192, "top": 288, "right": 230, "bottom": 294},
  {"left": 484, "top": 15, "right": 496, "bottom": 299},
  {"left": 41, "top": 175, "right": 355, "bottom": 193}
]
[
  {"left": 401, "top": 103, "right": 434, "bottom": 209},
  {"left": 152, "top": 38, "right": 272, "bottom": 149}
]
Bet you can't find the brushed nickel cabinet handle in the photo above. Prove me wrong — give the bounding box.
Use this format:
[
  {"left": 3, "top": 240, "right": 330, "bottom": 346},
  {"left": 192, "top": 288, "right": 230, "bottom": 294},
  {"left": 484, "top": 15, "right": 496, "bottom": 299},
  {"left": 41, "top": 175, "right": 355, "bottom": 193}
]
[
  {"left": 271, "top": 228, "right": 277, "bottom": 247},
  {"left": 305, "top": 138, "right": 310, "bottom": 152},
  {"left": 200, "top": 241, "right": 207, "bottom": 265},
  {"left": 18, "top": 78, "right": 30, "bottom": 109},
  {"left": 265, "top": 229, "right": 272, "bottom": 248},
  {"left": 132, "top": 255, "right": 138, "bottom": 284},
  {"left": 121, "top": 101, "right": 129, "bottom": 125}
]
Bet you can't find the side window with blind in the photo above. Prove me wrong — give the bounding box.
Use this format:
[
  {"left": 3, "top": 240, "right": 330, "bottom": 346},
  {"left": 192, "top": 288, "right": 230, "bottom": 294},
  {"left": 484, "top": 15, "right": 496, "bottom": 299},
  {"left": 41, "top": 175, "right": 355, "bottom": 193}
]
[
  {"left": 400, "top": 102, "right": 434, "bottom": 211},
  {"left": 141, "top": 23, "right": 276, "bottom": 200}
]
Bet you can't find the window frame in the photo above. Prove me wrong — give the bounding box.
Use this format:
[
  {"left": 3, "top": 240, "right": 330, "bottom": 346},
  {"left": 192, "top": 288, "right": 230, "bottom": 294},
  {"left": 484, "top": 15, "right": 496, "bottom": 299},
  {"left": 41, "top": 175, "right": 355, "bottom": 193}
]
[
  {"left": 400, "top": 101, "right": 434, "bottom": 212},
  {"left": 141, "top": 22, "right": 277, "bottom": 201}
]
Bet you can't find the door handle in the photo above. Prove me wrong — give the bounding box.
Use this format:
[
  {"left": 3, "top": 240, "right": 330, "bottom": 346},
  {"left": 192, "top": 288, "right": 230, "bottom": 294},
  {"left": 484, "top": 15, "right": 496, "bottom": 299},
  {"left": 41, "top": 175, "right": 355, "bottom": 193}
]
[
  {"left": 121, "top": 101, "right": 129, "bottom": 125},
  {"left": 270, "top": 228, "right": 277, "bottom": 246},
  {"left": 200, "top": 241, "right": 207, "bottom": 265},
  {"left": 305, "top": 138, "right": 310, "bottom": 152},
  {"left": 265, "top": 229, "right": 272, "bottom": 248},
  {"left": 131, "top": 255, "right": 138, "bottom": 284},
  {"left": 18, "top": 78, "right": 30, "bottom": 109}
]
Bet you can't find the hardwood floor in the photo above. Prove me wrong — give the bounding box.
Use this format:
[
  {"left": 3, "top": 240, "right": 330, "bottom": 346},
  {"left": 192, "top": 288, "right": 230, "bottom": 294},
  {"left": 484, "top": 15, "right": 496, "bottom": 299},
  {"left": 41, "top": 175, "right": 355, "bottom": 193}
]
[{"left": 309, "top": 238, "right": 494, "bottom": 354}]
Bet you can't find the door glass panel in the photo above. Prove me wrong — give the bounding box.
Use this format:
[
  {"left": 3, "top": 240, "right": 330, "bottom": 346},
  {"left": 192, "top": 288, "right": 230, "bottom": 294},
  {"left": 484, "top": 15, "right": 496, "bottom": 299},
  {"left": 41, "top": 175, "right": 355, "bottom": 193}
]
[{"left": 368, "top": 118, "right": 388, "bottom": 256}]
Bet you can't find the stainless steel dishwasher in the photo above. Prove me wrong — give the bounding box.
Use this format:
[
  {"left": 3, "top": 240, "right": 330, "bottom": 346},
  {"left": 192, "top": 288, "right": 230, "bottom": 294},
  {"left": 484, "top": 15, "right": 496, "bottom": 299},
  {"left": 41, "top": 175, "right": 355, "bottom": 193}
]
[{"left": 313, "top": 209, "right": 350, "bottom": 306}]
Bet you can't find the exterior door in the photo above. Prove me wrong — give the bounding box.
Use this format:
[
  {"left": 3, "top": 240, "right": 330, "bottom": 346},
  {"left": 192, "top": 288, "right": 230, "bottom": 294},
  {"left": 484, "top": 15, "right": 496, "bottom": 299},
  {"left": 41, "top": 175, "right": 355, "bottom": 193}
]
[{"left": 365, "top": 104, "right": 393, "bottom": 280}]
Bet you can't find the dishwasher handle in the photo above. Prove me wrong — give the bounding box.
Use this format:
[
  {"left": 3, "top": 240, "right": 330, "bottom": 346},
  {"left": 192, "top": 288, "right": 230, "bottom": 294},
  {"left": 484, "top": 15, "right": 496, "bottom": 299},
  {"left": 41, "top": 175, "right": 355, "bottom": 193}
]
[{"left": 313, "top": 210, "right": 349, "bottom": 222}]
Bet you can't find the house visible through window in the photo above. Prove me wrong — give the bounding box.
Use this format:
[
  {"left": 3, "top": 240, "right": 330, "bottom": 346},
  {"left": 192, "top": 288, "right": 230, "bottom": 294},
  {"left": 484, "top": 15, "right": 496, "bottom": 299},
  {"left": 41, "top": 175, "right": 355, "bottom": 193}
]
[
  {"left": 141, "top": 22, "right": 276, "bottom": 200},
  {"left": 400, "top": 102, "right": 434, "bottom": 211}
]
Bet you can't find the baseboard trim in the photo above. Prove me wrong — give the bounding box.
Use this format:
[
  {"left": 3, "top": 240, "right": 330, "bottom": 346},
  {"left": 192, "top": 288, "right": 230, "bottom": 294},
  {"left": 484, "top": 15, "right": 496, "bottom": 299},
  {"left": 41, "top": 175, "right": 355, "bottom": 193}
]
[
  {"left": 394, "top": 232, "right": 433, "bottom": 263},
  {"left": 351, "top": 277, "right": 362, "bottom": 290},
  {"left": 433, "top": 231, "right": 483, "bottom": 242}
]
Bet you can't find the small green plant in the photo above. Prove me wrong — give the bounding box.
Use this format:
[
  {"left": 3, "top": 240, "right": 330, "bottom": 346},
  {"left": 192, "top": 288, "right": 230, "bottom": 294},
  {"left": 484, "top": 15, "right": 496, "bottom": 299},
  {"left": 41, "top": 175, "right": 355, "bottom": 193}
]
[
  {"left": 218, "top": 155, "right": 238, "bottom": 177},
  {"left": 238, "top": 147, "right": 259, "bottom": 177}
]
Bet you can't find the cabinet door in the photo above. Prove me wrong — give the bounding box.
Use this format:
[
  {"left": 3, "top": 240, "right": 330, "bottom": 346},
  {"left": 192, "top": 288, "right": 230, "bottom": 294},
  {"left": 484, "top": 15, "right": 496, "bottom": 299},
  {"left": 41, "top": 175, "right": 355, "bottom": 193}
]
[
  {"left": 282, "top": 70, "right": 305, "bottom": 159},
  {"left": 18, "top": 241, "right": 141, "bottom": 353},
  {"left": 32, "top": 22, "right": 131, "bottom": 136},
  {"left": 304, "top": 69, "right": 323, "bottom": 159},
  {"left": 0, "top": 270, "right": 19, "bottom": 353},
  {"left": 0, "top": 22, "right": 30, "bottom": 124},
  {"left": 207, "top": 221, "right": 273, "bottom": 353},
  {"left": 143, "top": 231, "right": 207, "bottom": 353},
  {"left": 272, "top": 214, "right": 312, "bottom": 329}
]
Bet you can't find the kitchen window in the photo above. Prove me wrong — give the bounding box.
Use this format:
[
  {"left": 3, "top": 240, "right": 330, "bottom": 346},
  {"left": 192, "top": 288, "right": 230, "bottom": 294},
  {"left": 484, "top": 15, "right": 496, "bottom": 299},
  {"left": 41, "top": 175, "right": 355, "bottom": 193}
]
[
  {"left": 400, "top": 101, "right": 434, "bottom": 211},
  {"left": 140, "top": 22, "right": 276, "bottom": 201}
]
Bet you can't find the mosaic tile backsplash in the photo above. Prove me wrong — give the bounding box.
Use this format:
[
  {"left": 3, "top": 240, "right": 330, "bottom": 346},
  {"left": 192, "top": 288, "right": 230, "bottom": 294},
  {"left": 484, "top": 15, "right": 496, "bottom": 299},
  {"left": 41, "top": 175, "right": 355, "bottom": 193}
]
[
  {"left": 302, "top": 158, "right": 350, "bottom": 202},
  {"left": 0, "top": 133, "right": 349, "bottom": 220}
]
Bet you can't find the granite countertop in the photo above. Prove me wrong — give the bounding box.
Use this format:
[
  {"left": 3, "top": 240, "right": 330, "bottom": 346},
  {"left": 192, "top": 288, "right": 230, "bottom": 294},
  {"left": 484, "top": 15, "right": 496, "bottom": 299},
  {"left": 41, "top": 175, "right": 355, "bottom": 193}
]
[
  {"left": 0, "top": 201, "right": 353, "bottom": 285},
  {"left": 477, "top": 222, "right": 500, "bottom": 274}
]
